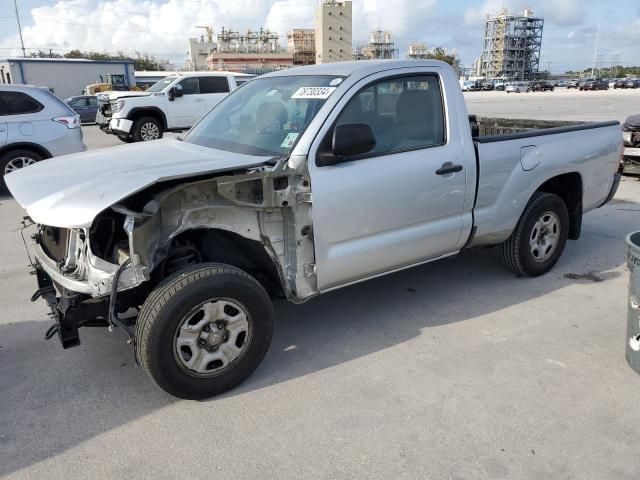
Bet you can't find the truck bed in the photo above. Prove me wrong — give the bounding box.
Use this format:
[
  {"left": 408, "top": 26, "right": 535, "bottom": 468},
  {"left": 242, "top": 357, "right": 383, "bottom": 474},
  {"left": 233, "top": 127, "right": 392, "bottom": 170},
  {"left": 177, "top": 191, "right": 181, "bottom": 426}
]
[{"left": 470, "top": 115, "right": 619, "bottom": 141}]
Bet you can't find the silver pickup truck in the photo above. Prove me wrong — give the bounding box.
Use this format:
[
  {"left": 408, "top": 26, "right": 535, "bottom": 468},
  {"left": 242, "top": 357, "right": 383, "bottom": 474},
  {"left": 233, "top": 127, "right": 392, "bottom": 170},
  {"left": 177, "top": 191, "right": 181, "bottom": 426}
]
[{"left": 6, "top": 60, "right": 621, "bottom": 399}]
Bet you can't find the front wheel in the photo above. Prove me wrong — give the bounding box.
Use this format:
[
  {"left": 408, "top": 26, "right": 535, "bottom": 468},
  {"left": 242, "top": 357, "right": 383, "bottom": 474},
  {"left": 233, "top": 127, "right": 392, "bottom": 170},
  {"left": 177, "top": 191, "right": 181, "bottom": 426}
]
[
  {"left": 500, "top": 192, "right": 569, "bottom": 277},
  {"left": 135, "top": 263, "right": 274, "bottom": 399},
  {"left": 131, "top": 116, "right": 163, "bottom": 142}
]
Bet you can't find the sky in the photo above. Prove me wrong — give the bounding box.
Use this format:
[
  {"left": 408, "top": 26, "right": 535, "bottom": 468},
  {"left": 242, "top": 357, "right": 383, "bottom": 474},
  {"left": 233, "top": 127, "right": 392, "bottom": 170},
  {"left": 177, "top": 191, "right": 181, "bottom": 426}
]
[{"left": 1, "top": 0, "right": 639, "bottom": 72}]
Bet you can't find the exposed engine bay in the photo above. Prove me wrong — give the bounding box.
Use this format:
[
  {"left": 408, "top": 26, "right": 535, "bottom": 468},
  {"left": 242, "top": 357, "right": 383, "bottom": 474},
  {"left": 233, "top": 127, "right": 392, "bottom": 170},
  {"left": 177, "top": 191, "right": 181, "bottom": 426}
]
[{"left": 28, "top": 155, "right": 318, "bottom": 348}]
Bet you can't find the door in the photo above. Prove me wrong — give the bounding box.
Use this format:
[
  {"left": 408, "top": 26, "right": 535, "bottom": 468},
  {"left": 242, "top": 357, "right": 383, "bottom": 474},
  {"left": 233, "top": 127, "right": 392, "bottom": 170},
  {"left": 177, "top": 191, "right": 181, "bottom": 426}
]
[
  {"left": 69, "top": 97, "right": 91, "bottom": 122},
  {"left": 86, "top": 96, "right": 99, "bottom": 123},
  {"left": 309, "top": 73, "right": 470, "bottom": 290},
  {"left": 167, "top": 77, "right": 206, "bottom": 128},
  {"left": 198, "top": 76, "right": 231, "bottom": 112}
]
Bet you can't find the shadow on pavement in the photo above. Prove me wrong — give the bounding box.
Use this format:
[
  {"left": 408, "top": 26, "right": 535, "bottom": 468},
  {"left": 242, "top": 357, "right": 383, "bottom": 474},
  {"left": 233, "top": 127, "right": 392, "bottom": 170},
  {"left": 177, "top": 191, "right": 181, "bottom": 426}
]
[{"left": 0, "top": 219, "right": 627, "bottom": 475}]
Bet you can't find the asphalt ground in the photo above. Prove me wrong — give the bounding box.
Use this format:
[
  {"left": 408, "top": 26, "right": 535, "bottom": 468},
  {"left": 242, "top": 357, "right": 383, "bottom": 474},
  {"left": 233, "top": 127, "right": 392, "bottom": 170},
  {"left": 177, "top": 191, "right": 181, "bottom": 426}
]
[{"left": 1, "top": 88, "right": 639, "bottom": 479}]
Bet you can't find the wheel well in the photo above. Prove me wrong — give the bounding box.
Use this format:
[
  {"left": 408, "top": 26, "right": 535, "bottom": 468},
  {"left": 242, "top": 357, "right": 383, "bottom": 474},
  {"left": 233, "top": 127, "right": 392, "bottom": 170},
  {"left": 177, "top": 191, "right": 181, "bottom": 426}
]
[
  {"left": 157, "top": 228, "right": 284, "bottom": 299},
  {"left": 536, "top": 172, "right": 582, "bottom": 240},
  {"left": 127, "top": 108, "right": 167, "bottom": 130},
  {"left": 0, "top": 143, "right": 52, "bottom": 160}
]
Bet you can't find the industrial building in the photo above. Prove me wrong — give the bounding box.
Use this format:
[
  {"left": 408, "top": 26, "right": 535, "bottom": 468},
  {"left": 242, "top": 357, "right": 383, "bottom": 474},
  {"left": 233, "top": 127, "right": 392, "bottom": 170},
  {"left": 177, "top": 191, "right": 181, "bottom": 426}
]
[
  {"left": 287, "top": 29, "right": 316, "bottom": 65},
  {"left": 479, "top": 9, "right": 544, "bottom": 80},
  {"left": 357, "top": 30, "right": 399, "bottom": 60},
  {"left": 188, "top": 26, "right": 217, "bottom": 71},
  {"left": 0, "top": 57, "right": 135, "bottom": 98},
  {"left": 205, "top": 27, "right": 293, "bottom": 74},
  {"left": 315, "top": 0, "right": 352, "bottom": 64}
]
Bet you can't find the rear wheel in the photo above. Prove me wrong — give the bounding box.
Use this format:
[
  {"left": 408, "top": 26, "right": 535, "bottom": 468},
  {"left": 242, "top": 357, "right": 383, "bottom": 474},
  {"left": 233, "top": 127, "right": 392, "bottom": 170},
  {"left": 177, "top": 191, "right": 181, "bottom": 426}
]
[
  {"left": 500, "top": 192, "right": 569, "bottom": 277},
  {"left": 131, "top": 116, "right": 163, "bottom": 142},
  {"left": 136, "top": 263, "right": 274, "bottom": 399},
  {"left": 1, "top": 149, "right": 43, "bottom": 192}
]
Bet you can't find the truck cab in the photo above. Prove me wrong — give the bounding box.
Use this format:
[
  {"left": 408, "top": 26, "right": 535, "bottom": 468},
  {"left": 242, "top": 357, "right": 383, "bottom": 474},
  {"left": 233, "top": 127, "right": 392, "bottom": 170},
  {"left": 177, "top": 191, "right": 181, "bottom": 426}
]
[{"left": 96, "top": 72, "right": 238, "bottom": 142}]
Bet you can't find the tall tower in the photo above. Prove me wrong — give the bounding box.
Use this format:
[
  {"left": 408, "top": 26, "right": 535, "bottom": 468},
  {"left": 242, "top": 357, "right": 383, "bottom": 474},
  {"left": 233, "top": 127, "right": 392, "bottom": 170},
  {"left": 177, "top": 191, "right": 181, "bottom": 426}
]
[
  {"left": 315, "top": 0, "right": 352, "bottom": 64},
  {"left": 480, "top": 9, "right": 544, "bottom": 80}
]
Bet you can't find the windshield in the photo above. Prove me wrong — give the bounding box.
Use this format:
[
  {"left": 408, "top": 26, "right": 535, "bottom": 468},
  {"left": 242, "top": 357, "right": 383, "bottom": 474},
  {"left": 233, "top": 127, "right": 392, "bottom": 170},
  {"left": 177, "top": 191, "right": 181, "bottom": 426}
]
[
  {"left": 184, "top": 75, "right": 343, "bottom": 157},
  {"left": 147, "top": 76, "right": 177, "bottom": 92}
]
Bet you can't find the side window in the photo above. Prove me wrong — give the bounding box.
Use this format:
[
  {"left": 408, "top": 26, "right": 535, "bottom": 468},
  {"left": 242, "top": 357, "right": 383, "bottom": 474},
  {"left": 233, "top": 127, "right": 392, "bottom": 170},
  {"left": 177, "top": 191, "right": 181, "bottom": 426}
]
[
  {"left": 178, "top": 77, "right": 200, "bottom": 95},
  {"left": 198, "top": 76, "right": 230, "bottom": 94},
  {"left": 88, "top": 97, "right": 98, "bottom": 106},
  {"left": 0, "top": 91, "right": 44, "bottom": 116},
  {"left": 73, "top": 98, "right": 89, "bottom": 107},
  {"left": 335, "top": 74, "right": 445, "bottom": 155}
]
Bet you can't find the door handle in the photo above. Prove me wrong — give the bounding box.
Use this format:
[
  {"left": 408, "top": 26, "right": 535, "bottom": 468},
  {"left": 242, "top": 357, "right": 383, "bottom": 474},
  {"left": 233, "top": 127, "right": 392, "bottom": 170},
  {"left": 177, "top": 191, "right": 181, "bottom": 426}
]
[{"left": 435, "top": 163, "right": 463, "bottom": 175}]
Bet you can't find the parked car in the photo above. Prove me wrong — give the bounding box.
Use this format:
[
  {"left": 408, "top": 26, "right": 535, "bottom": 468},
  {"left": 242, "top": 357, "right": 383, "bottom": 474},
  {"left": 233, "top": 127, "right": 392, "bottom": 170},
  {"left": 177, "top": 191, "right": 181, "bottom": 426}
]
[
  {"left": 64, "top": 95, "right": 99, "bottom": 123},
  {"left": 566, "top": 79, "right": 580, "bottom": 89},
  {"left": 621, "top": 114, "right": 640, "bottom": 175},
  {"left": 579, "top": 79, "right": 609, "bottom": 91},
  {"left": 6, "top": 60, "right": 621, "bottom": 399},
  {"left": 0, "top": 85, "right": 85, "bottom": 191},
  {"left": 96, "top": 72, "right": 239, "bottom": 142},
  {"left": 493, "top": 81, "right": 506, "bottom": 91},
  {"left": 481, "top": 81, "right": 494, "bottom": 91},
  {"left": 614, "top": 79, "right": 628, "bottom": 89},
  {"left": 505, "top": 82, "right": 529, "bottom": 93},
  {"left": 556, "top": 81, "right": 567, "bottom": 87},
  {"left": 530, "top": 81, "right": 554, "bottom": 92},
  {"left": 625, "top": 79, "right": 640, "bottom": 89}
]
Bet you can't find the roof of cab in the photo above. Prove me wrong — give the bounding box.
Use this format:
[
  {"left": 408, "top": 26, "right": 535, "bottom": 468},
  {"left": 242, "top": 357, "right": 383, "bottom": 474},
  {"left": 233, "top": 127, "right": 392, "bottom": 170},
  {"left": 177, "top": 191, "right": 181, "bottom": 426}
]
[{"left": 263, "top": 59, "right": 451, "bottom": 78}]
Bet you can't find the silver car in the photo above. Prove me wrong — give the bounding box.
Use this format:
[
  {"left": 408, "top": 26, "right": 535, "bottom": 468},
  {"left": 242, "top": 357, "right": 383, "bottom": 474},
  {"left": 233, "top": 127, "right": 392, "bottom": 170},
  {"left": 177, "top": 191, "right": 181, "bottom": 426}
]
[{"left": 0, "top": 84, "right": 86, "bottom": 191}]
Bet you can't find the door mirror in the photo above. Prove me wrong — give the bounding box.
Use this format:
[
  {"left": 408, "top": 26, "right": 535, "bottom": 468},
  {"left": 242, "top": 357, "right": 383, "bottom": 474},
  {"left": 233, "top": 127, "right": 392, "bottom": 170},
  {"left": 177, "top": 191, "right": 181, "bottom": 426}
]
[
  {"left": 333, "top": 123, "right": 376, "bottom": 157},
  {"left": 169, "top": 85, "right": 183, "bottom": 101},
  {"left": 317, "top": 123, "right": 376, "bottom": 167}
]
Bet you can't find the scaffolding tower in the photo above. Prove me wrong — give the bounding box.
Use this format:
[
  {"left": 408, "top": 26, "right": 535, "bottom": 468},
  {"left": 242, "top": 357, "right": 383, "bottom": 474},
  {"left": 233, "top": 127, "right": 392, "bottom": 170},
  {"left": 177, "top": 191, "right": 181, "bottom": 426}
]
[
  {"left": 406, "top": 42, "right": 429, "bottom": 59},
  {"left": 287, "top": 29, "right": 315, "bottom": 65},
  {"left": 480, "top": 9, "right": 543, "bottom": 80},
  {"left": 359, "top": 30, "right": 399, "bottom": 60}
]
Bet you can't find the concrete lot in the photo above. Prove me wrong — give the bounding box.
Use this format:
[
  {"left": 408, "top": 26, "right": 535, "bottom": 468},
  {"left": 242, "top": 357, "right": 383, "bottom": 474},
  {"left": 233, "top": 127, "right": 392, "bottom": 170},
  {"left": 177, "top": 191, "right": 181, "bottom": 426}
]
[
  {"left": 1, "top": 90, "right": 640, "bottom": 479},
  {"left": 465, "top": 87, "right": 640, "bottom": 122}
]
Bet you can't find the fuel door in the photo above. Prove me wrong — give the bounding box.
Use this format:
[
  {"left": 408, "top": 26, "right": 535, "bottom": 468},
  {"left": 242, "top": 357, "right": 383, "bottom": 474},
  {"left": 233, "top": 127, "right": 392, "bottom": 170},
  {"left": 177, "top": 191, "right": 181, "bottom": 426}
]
[{"left": 520, "top": 145, "right": 540, "bottom": 171}]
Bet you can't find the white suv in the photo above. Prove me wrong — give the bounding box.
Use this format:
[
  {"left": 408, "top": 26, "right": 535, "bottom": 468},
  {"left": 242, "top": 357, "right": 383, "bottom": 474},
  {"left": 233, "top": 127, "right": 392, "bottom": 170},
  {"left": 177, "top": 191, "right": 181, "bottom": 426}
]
[
  {"left": 96, "top": 72, "right": 240, "bottom": 142},
  {"left": 1, "top": 85, "right": 85, "bottom": 191}
]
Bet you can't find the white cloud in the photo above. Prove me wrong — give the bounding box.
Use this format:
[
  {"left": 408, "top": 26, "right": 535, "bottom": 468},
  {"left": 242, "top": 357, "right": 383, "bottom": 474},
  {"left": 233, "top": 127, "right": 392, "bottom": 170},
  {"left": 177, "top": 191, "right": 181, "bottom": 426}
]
[
  {"left": 1, "top": 0, "right": 289, "bottom": 60},
  {"left": 463, "top": 0, "right": 585, "bottom": 27}
]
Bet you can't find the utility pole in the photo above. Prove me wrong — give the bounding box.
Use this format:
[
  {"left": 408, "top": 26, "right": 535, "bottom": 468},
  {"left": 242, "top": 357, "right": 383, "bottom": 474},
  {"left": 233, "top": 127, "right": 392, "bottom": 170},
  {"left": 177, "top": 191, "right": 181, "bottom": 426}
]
[
  {"left": 590, "top": 22, "right": 600, "bottom": 78},
  {"left": 13, "top": 0, "right": 26, "bottom": 57}
]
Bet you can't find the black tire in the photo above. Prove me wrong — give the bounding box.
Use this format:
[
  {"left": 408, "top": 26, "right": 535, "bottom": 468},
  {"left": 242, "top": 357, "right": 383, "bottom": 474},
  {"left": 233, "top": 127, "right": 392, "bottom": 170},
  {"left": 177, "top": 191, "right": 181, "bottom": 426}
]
[
  {"left": 131, "top": 116, "right": 163, "bottom": 142},
  {"left": 500, "top": 192, "right": 569, "bottom": 277},
  {"left": 136, "top": 263, "right": 274, "bottom": 399},
  {"left": 1, "top": 149, "right": 43, "bottom": 192}
]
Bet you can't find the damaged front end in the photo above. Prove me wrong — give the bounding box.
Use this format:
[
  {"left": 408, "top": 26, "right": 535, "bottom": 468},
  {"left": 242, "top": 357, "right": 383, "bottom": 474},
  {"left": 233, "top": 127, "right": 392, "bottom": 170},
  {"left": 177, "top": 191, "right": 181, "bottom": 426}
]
[{"left": 25, "top": 155, "right": 318, "bottom": 349}]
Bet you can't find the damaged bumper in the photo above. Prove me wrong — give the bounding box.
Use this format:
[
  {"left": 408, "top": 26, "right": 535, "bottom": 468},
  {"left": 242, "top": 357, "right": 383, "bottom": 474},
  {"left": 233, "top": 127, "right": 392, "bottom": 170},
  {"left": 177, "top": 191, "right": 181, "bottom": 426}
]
[{"left": 31, "top": 263, "right": 110, "bottom": 348}]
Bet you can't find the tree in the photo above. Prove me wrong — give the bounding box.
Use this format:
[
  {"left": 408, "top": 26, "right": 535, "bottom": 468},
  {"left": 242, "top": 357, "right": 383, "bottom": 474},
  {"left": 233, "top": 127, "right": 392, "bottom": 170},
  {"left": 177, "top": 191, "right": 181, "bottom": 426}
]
[
  {"left": 425, "top": 47, "right": 462, "bottom": 74},
  {"left": 28, "top": 49, "right": 62, "bottom": 58},
  {"left": 59, "top": 50, "right": 166, "bottom": 71}
]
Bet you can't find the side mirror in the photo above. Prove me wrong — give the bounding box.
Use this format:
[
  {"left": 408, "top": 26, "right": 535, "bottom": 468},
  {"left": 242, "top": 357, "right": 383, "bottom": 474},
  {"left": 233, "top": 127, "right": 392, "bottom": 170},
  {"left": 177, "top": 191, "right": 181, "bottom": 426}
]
[
  {"left": 317, "top": 123, "right": 376, "bottom": 167},
  {"left": 173, "top": 85, "right": 184, "bottom": 97}
]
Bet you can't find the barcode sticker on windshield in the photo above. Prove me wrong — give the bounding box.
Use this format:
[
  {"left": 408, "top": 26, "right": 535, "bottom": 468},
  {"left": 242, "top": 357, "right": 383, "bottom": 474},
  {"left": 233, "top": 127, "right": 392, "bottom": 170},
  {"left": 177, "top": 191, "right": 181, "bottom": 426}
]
[{"left": 291, "top": 86, "right": 336, "bottom": 99}]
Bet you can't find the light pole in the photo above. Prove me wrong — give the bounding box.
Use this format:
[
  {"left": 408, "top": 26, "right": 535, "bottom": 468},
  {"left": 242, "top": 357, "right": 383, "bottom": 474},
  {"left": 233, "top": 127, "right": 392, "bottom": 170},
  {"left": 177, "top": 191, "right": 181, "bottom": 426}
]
[
  {"left": 590, "top": 22, "right": 600, "bottom": 78},
  {"left": 13, "top": 0, "right": 26, "bottom": 57}
]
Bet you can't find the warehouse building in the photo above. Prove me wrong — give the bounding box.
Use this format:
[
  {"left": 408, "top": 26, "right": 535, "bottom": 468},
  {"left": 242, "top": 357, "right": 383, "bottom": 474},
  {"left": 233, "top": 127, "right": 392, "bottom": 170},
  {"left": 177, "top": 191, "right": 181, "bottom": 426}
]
[{"left": 0, "top": 58, "right": 135, "bottom": 99}]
